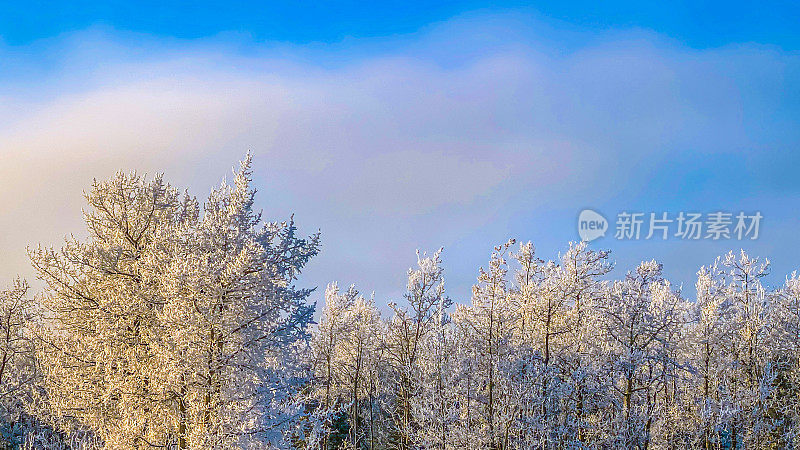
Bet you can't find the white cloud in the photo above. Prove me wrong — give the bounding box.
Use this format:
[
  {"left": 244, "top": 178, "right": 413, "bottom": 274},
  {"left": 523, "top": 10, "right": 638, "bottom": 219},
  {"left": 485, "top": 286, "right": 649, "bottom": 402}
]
[{"left": 0, "top": 13, "right": 797, "bottom": 303}]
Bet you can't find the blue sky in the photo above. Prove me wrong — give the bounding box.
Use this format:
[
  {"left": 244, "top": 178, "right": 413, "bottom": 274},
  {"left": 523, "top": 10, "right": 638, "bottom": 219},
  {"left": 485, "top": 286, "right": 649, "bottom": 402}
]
[
  {"left": 0, "top": 1, "right": 799, "bottom": 306},
  {"left": 3, "top": 1, "right": 800, "bottom": 49}
]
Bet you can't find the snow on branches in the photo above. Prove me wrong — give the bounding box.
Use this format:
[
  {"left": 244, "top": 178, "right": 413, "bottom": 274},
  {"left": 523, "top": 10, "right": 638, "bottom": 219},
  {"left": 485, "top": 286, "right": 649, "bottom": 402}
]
[{"left": 3, "top": 158, "right": 800, "bottom": 449}]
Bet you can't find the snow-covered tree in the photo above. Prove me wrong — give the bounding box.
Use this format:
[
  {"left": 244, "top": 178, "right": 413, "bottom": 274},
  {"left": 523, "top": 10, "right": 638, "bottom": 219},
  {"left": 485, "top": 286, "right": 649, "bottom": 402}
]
[
  {"left": 596, "top": 260, "right": 688, "bottom": 449},
  {"left": 31, "top": 156, "right": 319, "bottom": 449},
  {"left": 452, "top": 240, "right": 520, "bottom": 448},
  {"left": 0, "top": 279, "right": 34, "bottom": 415},
  {"left": 30, "top": 170, "right": 187, "bottom": 448},
  {"left": 685, "top": 260, "right": 734, "bottom": 448},
  {"left": 554, "top": 242, "right": 613, "bottom": 447},
  {"left": 384, "top": 248, "right": 450, "bottom": 449},
  {"left": 0, "top": 278, "right": 46, "bottom": 448},
  {"left": 310, "top": 283, "right": 382, "bottom": 449},
  {"left": 717, "top": 250, "right": 772, "bottom": 448},
  {"left": 764, "top": 271, "right": 800, "bottom": 447},
  {"left": 405, "top": 250, "right": 463, "bottom": 449},
  {"left": 155, "top": 156, "right": 320, "bottom": 448}
]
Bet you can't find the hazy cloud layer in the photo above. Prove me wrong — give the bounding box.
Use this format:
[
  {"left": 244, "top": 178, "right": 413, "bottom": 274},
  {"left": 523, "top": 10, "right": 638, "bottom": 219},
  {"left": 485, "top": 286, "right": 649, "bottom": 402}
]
[{"left": 0, "top": 12, "right": 798, "bottom": 304}]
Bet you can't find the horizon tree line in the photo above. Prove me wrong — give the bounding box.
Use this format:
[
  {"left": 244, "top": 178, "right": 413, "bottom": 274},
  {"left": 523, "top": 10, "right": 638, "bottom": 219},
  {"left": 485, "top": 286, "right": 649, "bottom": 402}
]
[{"left": 1, "top": 157, "right": 799, "bottom": 449}]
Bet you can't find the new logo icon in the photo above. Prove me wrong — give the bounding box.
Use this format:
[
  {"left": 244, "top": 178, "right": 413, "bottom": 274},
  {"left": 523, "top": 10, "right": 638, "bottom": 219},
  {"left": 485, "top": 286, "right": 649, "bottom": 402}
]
[{"left": 578, "top": 209, "right": 608, "bottom": 242}]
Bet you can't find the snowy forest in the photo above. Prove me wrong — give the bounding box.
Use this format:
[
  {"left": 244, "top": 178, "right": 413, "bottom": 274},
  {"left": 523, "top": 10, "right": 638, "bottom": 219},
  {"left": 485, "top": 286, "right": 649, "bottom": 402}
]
[{"left": 2, "top": 157, "right": 800, "bottom": 450}]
